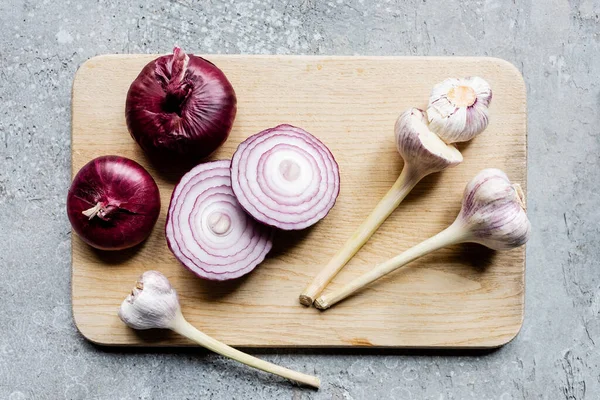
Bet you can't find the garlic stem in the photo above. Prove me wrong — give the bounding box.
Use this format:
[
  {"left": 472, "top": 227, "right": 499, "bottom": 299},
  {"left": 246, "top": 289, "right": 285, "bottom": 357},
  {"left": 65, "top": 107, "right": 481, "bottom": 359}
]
[
  {"left": 119, "top": 271, "right": 320, "bottom": 389},
  {"left": 169, "top": 311, "right": 320, "bottom": 389},
  {"left": 300, "top": 165, "right": 423, "bottom": 306},
  {"left": 314, "top": 221, "right": 468, "bottom": 310},
  {"left": 314, "top": 168, "right": 531, "bottom": 310},
  {"left": 299, "top": 108, "right": 462, "bottom": 307}
]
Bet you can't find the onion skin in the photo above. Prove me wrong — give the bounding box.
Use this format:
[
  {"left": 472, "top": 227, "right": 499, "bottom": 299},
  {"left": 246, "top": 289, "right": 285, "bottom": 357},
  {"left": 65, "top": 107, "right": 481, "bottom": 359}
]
[
  {"left": 67, "top": 156, "right": 161, "bottom": 250},
  {"left": 126, "top": 47, "right": 237, "bottom": 160}
]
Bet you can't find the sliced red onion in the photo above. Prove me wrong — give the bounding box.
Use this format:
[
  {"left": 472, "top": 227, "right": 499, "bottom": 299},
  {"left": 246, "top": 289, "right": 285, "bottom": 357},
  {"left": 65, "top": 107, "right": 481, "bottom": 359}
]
[
  {"left": 231, "top": 124, "right": 340, "bottom": 230},
  {"left": 165, "top": 160, "right": 273, "bottom": 281}
]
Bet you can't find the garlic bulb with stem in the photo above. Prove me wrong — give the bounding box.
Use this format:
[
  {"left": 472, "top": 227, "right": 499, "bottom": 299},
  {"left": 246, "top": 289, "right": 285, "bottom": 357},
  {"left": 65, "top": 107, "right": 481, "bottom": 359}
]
[
  {"left": 299, "top": 108, "right": 462, "bottom": 306},
  {"left": 314, "top": 168, "right": 530, "bottom": 310},
  {"left": 119, "top": 271, "right": 320, "bottom": 389},
  {"left": 427, "top": 76, "right": 492, "bottom": 143}
]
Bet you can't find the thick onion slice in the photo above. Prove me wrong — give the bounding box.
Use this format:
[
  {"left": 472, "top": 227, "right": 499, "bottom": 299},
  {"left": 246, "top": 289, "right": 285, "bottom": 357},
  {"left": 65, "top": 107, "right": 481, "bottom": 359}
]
[
  {"left": 166, "top": 160, "right": 273, "bottom": 281},
  {"left": 231, "top": 124, "right": 340, "bottom": 230}
]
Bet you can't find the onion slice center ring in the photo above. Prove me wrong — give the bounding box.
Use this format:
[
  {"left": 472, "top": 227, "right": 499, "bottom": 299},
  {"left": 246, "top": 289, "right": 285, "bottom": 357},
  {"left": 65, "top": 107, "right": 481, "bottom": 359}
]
[
  {"left": 166, "top": 160, "right": 273, "bottom": 281},
  {"left": 231, "top": 124, "right": 340, "bottom": 230}
]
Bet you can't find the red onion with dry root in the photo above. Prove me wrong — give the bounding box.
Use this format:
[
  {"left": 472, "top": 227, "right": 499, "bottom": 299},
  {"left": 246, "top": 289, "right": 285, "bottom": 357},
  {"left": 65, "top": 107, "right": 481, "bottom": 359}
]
[
  {"left": 67, "top": 155, "right": 161, "bottom": 250},
  {"left": 126, "top": 47, "right": 237, "bottom": 160}
]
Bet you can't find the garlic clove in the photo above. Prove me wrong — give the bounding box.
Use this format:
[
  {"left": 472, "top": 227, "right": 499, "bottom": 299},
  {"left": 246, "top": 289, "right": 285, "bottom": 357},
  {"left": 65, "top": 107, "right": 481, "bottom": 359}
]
[
  {"left": 426, "top": 77, "right": 492, "bottom": 143},
  {"left": 457, "top": 168, "right": 530, "bottom": 250},
  {"left": 395, "top": 108, "right": 463, "bottom": 176},
  {"left": 118, "top": 271, "right": 180, "bottom": 330}
]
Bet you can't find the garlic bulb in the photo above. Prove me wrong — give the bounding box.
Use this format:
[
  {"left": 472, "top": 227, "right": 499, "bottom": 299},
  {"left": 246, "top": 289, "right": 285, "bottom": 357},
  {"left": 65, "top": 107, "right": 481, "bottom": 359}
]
[
  {"left": 395, "top": 108, "right": 463, "bottom": 176},
  {"left": 427, "top": 77, "right": 492, "bottom": 143},
  {"left": 119, "top": 271, "right": 320, "bottom": 388},
  {"left": 299, "top": 108, "right": 462, "bottom": 306},
  {"left": 119, "top": 271, "right": 179, "bottom": 330},
  {"left": 314, "top": 168, "right": 530, "bottom": 310},
  {"left": 456, "top": 168, "right": 530, "bottom": 250}
]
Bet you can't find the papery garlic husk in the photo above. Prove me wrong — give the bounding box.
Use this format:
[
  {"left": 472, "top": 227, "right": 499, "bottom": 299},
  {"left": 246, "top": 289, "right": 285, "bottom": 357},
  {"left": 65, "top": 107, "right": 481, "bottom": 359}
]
[
  {"left": 456, "top": 168, "right": 530, "bottom": 250},
  {"left": 118, "top": 271, "right": 180, "bottom": 330},
  {"left": 426, "top": 77, "right": 492, "bottom": 143},
  {"left": 395, "top": 108, "right": 463, "bottom": 175}
]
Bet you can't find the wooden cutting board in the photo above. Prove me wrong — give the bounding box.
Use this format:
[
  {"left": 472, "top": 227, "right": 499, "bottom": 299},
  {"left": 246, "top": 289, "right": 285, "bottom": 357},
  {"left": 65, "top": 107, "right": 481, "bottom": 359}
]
[{"left": 71, "top": 54, "right": 526, "bottom": 348}]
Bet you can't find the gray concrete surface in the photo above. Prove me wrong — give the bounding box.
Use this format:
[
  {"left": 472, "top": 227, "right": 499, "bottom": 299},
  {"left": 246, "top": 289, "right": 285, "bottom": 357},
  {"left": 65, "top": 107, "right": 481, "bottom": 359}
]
[{"left": 0, "top": 0, "right": 598, "bottom": 399}]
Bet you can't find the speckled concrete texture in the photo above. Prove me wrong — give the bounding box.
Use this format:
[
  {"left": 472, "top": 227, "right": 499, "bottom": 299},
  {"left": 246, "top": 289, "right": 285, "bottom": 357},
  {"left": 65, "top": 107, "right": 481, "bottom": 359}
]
[{"left": 0, "top": 0, "right": 598, "bottom": 399}]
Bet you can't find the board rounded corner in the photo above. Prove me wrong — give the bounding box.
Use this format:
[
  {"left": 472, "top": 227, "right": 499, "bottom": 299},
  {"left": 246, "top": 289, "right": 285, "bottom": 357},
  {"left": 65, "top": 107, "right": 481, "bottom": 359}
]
[
  {"left": 73, "top": 55, "right": 113, "bottom": 85},
  {"left": 72, "top": 307, "right": 111, "bottom": 346},
  {"left": 489, "top": 317, "right": 525, "bottom": 349},
  {"left": 486, "top": 57, "right": 526, "bottom": 97}
]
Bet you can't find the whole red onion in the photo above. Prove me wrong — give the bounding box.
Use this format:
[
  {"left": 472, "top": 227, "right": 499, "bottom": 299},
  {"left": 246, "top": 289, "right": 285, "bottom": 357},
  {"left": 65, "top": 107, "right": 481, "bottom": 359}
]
[
  {"left": 67, "top": 156, "right": 161, "bottom": 250},
  {"left": 125, "top": 47, "right": 237, "bottom": 160}
]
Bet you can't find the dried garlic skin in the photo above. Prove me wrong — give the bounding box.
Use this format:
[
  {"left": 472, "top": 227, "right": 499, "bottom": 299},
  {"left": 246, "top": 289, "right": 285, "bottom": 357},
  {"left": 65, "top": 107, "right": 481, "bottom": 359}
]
[
  {"left": 458, "top": 168, "right": 530, "bottom": 250},
  {"left": 118, "top": 271, "right": 180, "bottom": 330},
  {"left": 427, "top": 77, "right": 492, "bottom": 144}
]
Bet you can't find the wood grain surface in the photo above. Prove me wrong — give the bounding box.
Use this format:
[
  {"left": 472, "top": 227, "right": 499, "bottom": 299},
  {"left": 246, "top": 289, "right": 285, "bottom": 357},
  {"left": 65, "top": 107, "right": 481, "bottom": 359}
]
[{"left": 71, "top": 54, "right": 526, "bottom": 348}]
